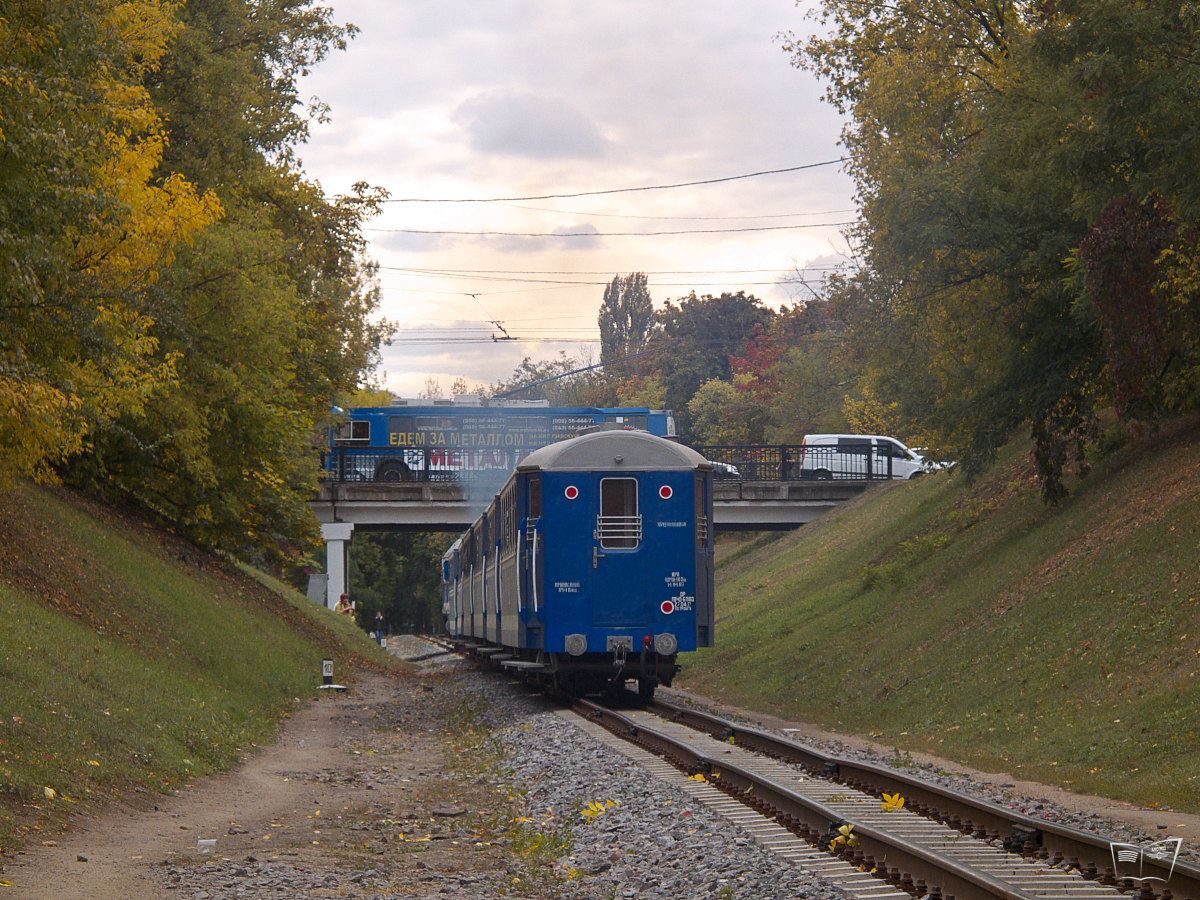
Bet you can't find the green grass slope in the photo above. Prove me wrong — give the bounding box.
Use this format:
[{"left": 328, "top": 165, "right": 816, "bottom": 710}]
[
  {"left": 0, "top": 483, "right": 396, "bottom": 854},
  {"left": 683, "top": 425, "right": 1200, "bottom": 811}
]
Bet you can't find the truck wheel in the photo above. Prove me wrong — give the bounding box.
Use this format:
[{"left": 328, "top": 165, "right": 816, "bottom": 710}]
[{"left": 375, "top": 460, "right": 412, "bottom": 482}]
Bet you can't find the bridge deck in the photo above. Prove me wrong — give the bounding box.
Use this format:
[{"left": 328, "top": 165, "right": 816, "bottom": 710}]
[{"left": 310, "top": 480, "right": 873, "bottom": 530}]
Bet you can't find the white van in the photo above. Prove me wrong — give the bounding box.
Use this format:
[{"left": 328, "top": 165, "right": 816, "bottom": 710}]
[{"left": 799, "top": 434, "right": 931, "bottom": 480}]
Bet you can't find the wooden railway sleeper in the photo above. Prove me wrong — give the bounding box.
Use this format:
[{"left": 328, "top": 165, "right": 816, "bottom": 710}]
[{"left": 580, "top": 699, "right": 1053, "bottom": 900}]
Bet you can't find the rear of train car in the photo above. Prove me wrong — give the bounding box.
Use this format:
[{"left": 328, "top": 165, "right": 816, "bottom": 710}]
[{"left": 442, "top": 429, "right": 715, "bottom": 697}]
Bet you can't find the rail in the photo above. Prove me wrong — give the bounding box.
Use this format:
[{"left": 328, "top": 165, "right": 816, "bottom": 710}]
[
  {"left": 441, "top": 645, "right": 1192, "bottom": 899},
  {"left": 648, "top": 696, "right": 1200, "bottom": 900},
  {"left": 575, "top": 697, "right": 1042, "bottom": 900}
]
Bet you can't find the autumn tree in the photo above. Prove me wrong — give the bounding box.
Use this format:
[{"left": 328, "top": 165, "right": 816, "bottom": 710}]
[
  {"left": 725, "top": 301, "right": 850, "bottom": 442},
  {"left": 789, "top": 0, "right": 1200, "bottom": 497},
  {"left": 0, "top": 0, "right": 219, "bottom": 484},
  {"left": 652, "top": 292, "right": 774, "bottom": 438},
  {"left": 687, "top": 377, "right": 769, "bottom": 444},
  {"left": 598, "top": 272, "right": 655, "bottom": 371},
  {"left": 73, "top": 0, "right": 388, "bottom": 559}
]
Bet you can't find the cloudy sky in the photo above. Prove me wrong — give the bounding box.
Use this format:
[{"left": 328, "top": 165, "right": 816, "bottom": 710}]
[{"left": 298, "top": 1, "right": 855, "bottom": 396}]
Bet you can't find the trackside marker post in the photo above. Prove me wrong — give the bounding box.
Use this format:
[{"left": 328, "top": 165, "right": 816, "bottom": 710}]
[{"left": 318, "top": 658, "right": 347, "bottom": 692}]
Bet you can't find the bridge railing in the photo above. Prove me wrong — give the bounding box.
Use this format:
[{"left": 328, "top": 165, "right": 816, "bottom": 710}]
[
  {"left": 323, "top": 444, "right": 899, "bottom": 484},
  {"left": 696, "top": 445, "right": 896, "bottom": 481},
  {"left": 323, "top": 448, "right": 525, "bottom": 484}
]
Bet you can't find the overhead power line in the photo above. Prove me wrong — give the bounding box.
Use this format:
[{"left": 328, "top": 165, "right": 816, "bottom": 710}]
[
  {"left": 366, "top": 220, "right": 859, "bottom": 238},
  {"left": 382, "top": 265, "right": 849, "bottom": 275},
  {"left": 383, "top": 158, "right": 847, "bottom": 203},
  {"left": 495, "top": 347, "right": 663, "bottom": 398},
  {"left": 381, "top": 268, "right": 828, "bottom": 287},
  {"left": 386, "top": 278, "right": 825, "bottom": 289},
  {"left": 387, "top": 337, "right": 603, "bottom": 344},
  {"left": 503, "top": 204, "right": 858, "bottom": 221},
  {"left": 386, "top": 334, "right": 846, "bottom": 346},
  {"left": 378, "top": 284, "right": 579, "bottom": 298}
]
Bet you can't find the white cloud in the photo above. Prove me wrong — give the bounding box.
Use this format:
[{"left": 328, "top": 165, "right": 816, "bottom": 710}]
[
  {"left": 299, "top": 0, "right": 855, "bottom": 391},
  {"left": 452, "top": 90, "right": 611, "bottom": 159}
]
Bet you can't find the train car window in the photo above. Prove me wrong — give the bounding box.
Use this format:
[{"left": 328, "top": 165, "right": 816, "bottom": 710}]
[
  {"left": 528, "top": 477, "right": 542, "bottom": 519},
  {"left": 497, "top": 491, "right": 505, "bottom": 549},
  {"left": 332, "top": 420, "right": 370, "bottom": 445},
  {"left": 507, "top": 488, "right": 515, "bottom": 546},
  {"left": 599, "top": 478, "right": 640, "bottom": 549}
]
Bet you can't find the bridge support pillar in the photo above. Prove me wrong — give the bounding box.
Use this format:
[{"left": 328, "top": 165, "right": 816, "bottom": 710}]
[{"left": 320, "top": 522, "right": 355, "bottom": 610}]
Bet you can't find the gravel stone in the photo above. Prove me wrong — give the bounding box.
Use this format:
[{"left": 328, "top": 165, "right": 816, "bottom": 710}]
[
  {"left": 661, "top": 690, "right": 1200, "bottom": 865},
  {"left": 458, "top": 669, "right": 850, "bottom": 900}
]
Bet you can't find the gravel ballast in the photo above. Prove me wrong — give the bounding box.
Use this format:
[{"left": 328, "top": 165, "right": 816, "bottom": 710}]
[
  {"left": 461, "top": 669, "right": 849, "bottom": 900},
  {"left": 661, "top": 689, "right": 1200, "bottom": 865}
]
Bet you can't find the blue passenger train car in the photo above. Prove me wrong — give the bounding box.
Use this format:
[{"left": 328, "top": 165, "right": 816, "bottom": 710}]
[{"left": 441, "top": 427, "right": 715, "bottom": 698}]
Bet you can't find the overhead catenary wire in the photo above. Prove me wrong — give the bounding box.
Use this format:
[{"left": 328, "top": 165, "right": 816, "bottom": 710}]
[
  {"left": 383, "top": 158, "right": 847, "bottom": 203},
  {"left": 381, "top": 275, "right": 830, "bottom": 287},
  {"left": 366, "top": 220, "right": 859, "bottom": 237},
  {"left": 385, "top": 335, "right": 847, "bottom": 346},
  {"left": 501, "top": 204, "right": 859, "bottom": 221},
  {"left": 381, "top": 265, "right": 849, "bottom": 275},
  {"left": 387, "top": 338, "right": 604, "bottom": 344}
]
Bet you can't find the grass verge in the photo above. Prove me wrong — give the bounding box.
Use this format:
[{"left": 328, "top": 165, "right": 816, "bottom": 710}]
[
  {"left": 0, "top": 482, "right": 398, "bottom": 856},
  {"left": 683, "top": 425, "right": 1200, "bottom": 811}
]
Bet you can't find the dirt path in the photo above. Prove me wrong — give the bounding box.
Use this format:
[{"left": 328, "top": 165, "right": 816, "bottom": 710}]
[
  {"left": 12, "top": 640, "right": 1193, "bottom": 898},
  {"left": 4, "top": 667, "right": 516, "bottom": 899}
]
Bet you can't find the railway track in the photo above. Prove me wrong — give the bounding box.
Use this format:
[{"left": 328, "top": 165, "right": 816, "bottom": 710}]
[
  {"left": 642, "top": 697, "right": 1199, "bottom": 900},
  {"left": 571, "top": 696, "right": 1197, "bottom": 900},
  {"left": 433, "top": 638, "right": 1196, "bottom": 900}
]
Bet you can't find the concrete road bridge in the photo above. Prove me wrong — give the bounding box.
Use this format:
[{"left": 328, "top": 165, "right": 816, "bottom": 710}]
[
  {"left": 310, "top": 477, "right": 869, "bottom": 531},
  {"left": 309, "top": 442, "right": 885, "bottom": 608}
]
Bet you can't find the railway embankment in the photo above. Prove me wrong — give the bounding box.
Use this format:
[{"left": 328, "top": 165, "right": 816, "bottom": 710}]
[
  {"left": 0, "top": 482, "right": 395, "bottom": 859},
  {"left": 683, "top": 421, "right": 1200, "bottom": 813}
]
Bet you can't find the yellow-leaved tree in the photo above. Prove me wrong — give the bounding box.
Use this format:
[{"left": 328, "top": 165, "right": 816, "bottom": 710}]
[{"left": 0, "top": 0, "right": 220, "bottom": 483}]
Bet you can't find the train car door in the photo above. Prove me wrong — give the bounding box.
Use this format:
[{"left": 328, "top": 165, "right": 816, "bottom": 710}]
[
  {"left": 591, "top": 475, "right": 645, "bottom": 626},
  {"left": 519, "top": 474, "right": 544, "bottom": 648},
  {"left": 694, "top": 471, "right": 715, "bottom": 647}
]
